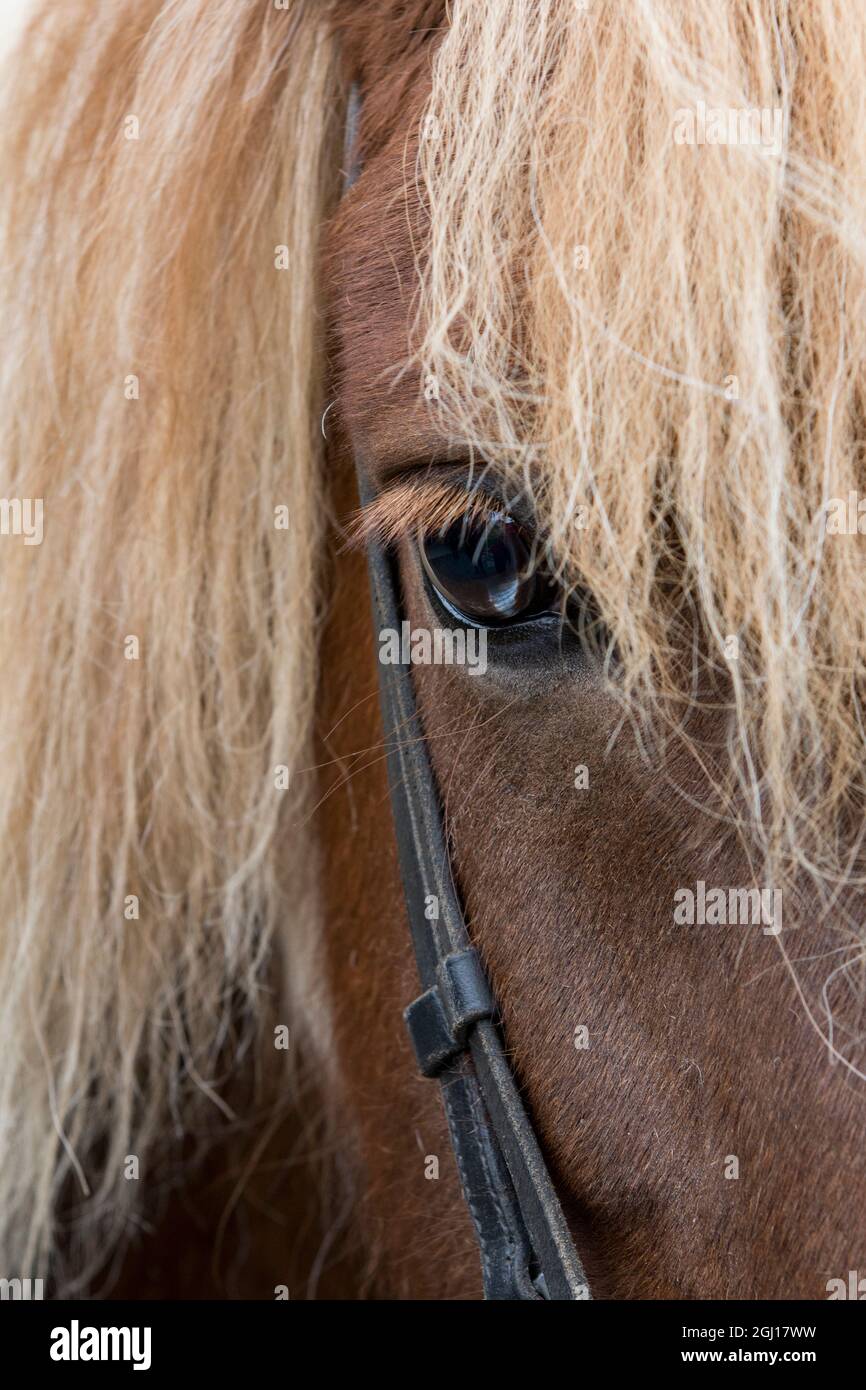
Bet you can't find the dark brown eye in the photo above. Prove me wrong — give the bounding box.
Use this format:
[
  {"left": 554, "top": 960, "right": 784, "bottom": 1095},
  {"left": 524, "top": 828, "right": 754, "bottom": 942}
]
[{"left": 419, "top": 512, "right": 559, "bottom": 626}]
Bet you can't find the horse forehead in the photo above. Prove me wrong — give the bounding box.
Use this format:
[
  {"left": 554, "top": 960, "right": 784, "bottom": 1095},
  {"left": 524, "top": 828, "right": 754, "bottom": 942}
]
[
  {"left": 333, "top": 0, "right": 447, "bottom": 160},
  {"left": 326, "top": 59, "right": 441, "bottom": 476}
]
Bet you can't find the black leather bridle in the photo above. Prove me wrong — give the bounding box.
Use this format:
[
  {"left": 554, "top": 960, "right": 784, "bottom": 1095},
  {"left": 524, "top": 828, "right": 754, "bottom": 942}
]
[{"left": 343, "top": 88, "right": 590, "bottom": 1301}]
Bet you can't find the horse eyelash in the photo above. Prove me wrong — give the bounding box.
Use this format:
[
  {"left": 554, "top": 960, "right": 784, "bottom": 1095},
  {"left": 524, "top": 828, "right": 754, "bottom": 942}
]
[{"left": 348, "top": 479, "right": 501, "bottom": 550}]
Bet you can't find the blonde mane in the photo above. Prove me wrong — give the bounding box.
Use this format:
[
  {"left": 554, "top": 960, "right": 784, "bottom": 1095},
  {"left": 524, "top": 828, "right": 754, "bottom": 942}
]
[
  {"left": 419, "top": 0, "right": 866, "bottom": 907},
  {"left": 0, "top": 0, "right": 343, "bottom": 1288},
  {"left": 0, "top": 0, "right": 864, "bottom": 1291}
]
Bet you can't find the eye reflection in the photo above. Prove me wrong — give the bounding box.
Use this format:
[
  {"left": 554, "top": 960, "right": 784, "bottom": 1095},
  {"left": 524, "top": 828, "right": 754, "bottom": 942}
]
[{"left": 419, "top": 511, "right": 560, "bottom": 627}]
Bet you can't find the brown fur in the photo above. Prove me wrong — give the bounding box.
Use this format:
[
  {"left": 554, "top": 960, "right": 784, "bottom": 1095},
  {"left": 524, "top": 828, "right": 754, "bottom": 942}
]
[
  {"left": 99, "top": 0, "right": 866, "bottom": 1299},
  {"left": 322, "top": 4, "right": 866, "bottom": 1299}
]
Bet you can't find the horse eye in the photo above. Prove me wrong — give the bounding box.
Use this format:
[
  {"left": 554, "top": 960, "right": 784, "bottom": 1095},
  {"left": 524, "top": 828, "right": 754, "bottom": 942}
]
[{"left": 419, "top": 511, "right": 559, "bottom": 627}]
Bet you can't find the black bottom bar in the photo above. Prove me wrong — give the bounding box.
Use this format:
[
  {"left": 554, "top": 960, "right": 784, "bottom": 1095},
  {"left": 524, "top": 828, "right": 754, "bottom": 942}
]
[{"left": 0, "top": 1297, "right": 857, "bottom": 1376}]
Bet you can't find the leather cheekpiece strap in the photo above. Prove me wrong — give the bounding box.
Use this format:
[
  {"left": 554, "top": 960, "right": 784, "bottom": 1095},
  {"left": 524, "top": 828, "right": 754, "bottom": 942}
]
[
  {"left": 342, "top": 83, "right": 592, "bottom": 1302},
  {"left": 404, "top": 948, "right": 496, "bottom": 1078}
]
